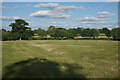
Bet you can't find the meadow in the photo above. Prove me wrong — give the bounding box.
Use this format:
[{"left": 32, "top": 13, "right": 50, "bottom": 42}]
[{"left": 2, "top": 40, "right": 119, "bottom": 78}]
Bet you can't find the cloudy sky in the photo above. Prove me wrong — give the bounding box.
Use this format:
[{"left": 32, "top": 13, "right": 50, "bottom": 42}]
[{"left": 0, "top": 2, "right": 118, "bottom": 30}]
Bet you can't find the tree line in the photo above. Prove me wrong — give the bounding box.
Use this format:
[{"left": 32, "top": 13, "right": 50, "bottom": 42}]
[{"left": 1, "top": 19, "right": 120, "bottom": 41}]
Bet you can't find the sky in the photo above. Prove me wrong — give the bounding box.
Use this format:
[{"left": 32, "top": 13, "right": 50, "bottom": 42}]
[
  {"left": 2, "top": 0, "right": 120, "bottom": 2},
  {"left": 0, "top": 2, "right": 118, "bottom": 30}
]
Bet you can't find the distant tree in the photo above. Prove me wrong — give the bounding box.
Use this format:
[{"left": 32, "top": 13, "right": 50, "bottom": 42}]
[
  {"left": 102, "top": 28, "right": 109, "bottom": 33},
  {"left": 2, "top": 30, "right": 12, "bottom": 41},
  {"left": 36, "top": 28, "right": 47, "bottom": 37},
  {"left": 111, "top": 28, "right": 120, "bottom": 40},
  {"left": 54, "top": 28, "right": 68, "bottom": 39},
  {"left": 81, "top": 28, "right": 99, "bottom": 39},
  {"left": 81, "top": 28, "right": 90, "bottom": 38},
  {"left": 47, "top": 26, "right": 56, "bottom": 37},
  {"left": 98, "top": 29, "right": 103, "bottom": 33},
  {"left": 9, "top": 19, "right": 34, "bottom": 40},
  {"left": 67, "top": 28, "right": 78, "bottom": 39},
  {"left": 101, "top": 28, "right": 111, "bottom": 38},
  {"left": 89, "top": 29, "right": 99, "bottom": 39},
  {"left": 34, "top": 29, "right": 37, "bottom": 34},
  {"left": 76, "top": 27, "right": 83, "bottom": 36},
  {"left": 105, "top": 29, "right": 111, "bottom": 38}
]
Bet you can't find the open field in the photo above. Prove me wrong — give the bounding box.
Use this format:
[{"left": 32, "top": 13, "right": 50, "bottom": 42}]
[{"left": 2, "top": 40, "right": 119, "bottom": 78}]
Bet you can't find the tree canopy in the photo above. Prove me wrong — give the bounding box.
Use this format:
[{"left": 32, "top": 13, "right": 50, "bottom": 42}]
[
  {"left": 36, "top": 28, "right": 47, "bottom": 37},
  {"left": 2, "top": 19, "right": 120, "bottom": 41},
  {"left": 7, "top": 19, "right": 34, "bottom": 40},
  {"left": 111, "top": 28, "right": 120, "bottom": 40}
]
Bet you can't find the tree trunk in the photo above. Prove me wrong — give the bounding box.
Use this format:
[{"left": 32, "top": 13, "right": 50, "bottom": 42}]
[{"left": 20, "top": 37, "right": 22, "bottom": 41}]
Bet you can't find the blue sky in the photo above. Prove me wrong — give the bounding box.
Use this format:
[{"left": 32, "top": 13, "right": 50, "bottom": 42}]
[
  {"left": 0, "top": 2, "right": 118, "bottom": 30},
  {"left": 2, "top": 0, "right": 120, "bottom": 2}
]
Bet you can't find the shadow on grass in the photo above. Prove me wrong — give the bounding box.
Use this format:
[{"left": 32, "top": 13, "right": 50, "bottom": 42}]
[{"left": 3, "top": 58, "right": 86, "bottom": 78}]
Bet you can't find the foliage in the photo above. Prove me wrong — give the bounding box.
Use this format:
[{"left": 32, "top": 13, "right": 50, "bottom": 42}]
[
  {"left": 101, "top": 28, "right": 111, "bottom": 38},
  {"left": 36, "top": 28, "right": 47, "bottom": 37},
  {"left": 9, "top": 19, "right": 34, "bottom": 40},
  {"left": 2, "top": 30, "right": 12, "bottom": 41},
  {"left": 67, "top": 28, "right": 78, "bottom": 39},
  {"left": 2, "top": 19, "right": 119, "bottom": 40},
  {"left": 105, "top": 29, "right": 111, "bottom": 38},
  {"left": 89, "top": 29, "right": 99, "bottom": 39},
  {"left": 76, "top": 27, "right": 83, "bottom": 36},
  {"left": 54, "top": 28, "right": 68, "bottom": 38},
  {"left": 111, "top": 28, "right": 120, "bottom": 40},
  {"left": 81, "top": 28, "right": 91, "bottom": 37},
  {"left": 81, "top": 28, "right": 99, "bottom": 39},
  {"left": 47, "top": 26, "right": 56, "bottom": 37}
]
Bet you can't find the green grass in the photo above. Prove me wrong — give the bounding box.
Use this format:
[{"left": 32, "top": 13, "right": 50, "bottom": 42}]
[{"left": 2, "top": 40, "right": 119, "bottom": 78}]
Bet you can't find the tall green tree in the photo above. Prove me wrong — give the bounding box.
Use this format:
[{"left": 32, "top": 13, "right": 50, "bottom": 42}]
[
  {"left": 111, "top": 28, "right": 120, "bottom": 40},
  {"left": 47, "top": 26, "right": 56, "bottom": 37},
  {"left": 89, "top": 29, "right": 99, "bottom": 39},
  {"left": 81, "top": 28, "right": 91, "bottom": 38},
  {"left": 81, "top": 28, "right": 99, "bottom": 39},
  {"left": 9, "top": 19, "right": 34, "bottom": 40},
  {"left": 76, "top": 27, "right": 83, "bottom": 36},
  {"left": 105, "top": 29, "right": 111, "bottom": 38},
  {"left": 67, "top": 28, "right": 78, "bottom": 39},
  {"left": 102, "top": 28, "right": 109, "bottom": 33},
  {"left": 36, "top": 28, "right": 47, "bottom": 37},
  {"left": 2, "top": 30, "right": 13, "bottom": 41},
  {"left": 98, "top": 29, "right": 103, "bottom": 33},
  {"left": 102, "top": 28, "right": 111, "bottom": 38},
  {"left": 54, "top": 28, "right": 68, "bottom": 39}
]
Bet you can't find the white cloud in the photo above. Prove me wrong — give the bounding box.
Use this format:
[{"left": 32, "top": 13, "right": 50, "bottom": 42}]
[
  {"left": 80, "top": 21, "right": 107, "bottom": 24},
  {"left": 76, "top": 17, "right": 98, "bottom": 21},
  {"left": 34, "top": 3, "right": 85, "bottom": 11},
  {"left": 50, "top": 22, "right": 68, "bottom": 27},
  {"left": 98, "top": 11, "right": 112, "bottom": 15},
  {"left": 34, "top": 3, "right": 59, "bottom": 8},
  {"left": 97, "top": 11, "right": 115, "bottom": 18},
  {"left": 107, "top": 0, "right": 119, "bottom": 2},
  {"left": 0, "top": 16, "right": 31, "bottom": 21},
  {"left": 53, "top": 24, "right": 69, "bottom": 27},
  {"left": 50, "top": 22, "right": 67, "bottom": 25},
  {"left": 49, "top": 23, "right": 93, "bottom": 28},
  {"left": 104, "top": 25, "right": 114, "bottom": 27},
  {"left": 30, "top": 10, "right": 71, "bottom": 19},
  {"left": 82, "top": 24, "right": 92, "bottom": 27},
  {"left": 98, "top": 15, "right": 108, "bottom": 18},
  {"left": 54, "top": 6, "right": 85, "bottom": 11},
  {"left": 76, "top": 14, "right": 110, "bottom": 23},
  {"left": 80, "top": 20, "right": 118, "bottom": 26}
]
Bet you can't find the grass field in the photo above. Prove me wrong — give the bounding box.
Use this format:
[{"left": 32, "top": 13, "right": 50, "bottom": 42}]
[{"left": 2, "top": 40, "right": 119, "bottom": 78}]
